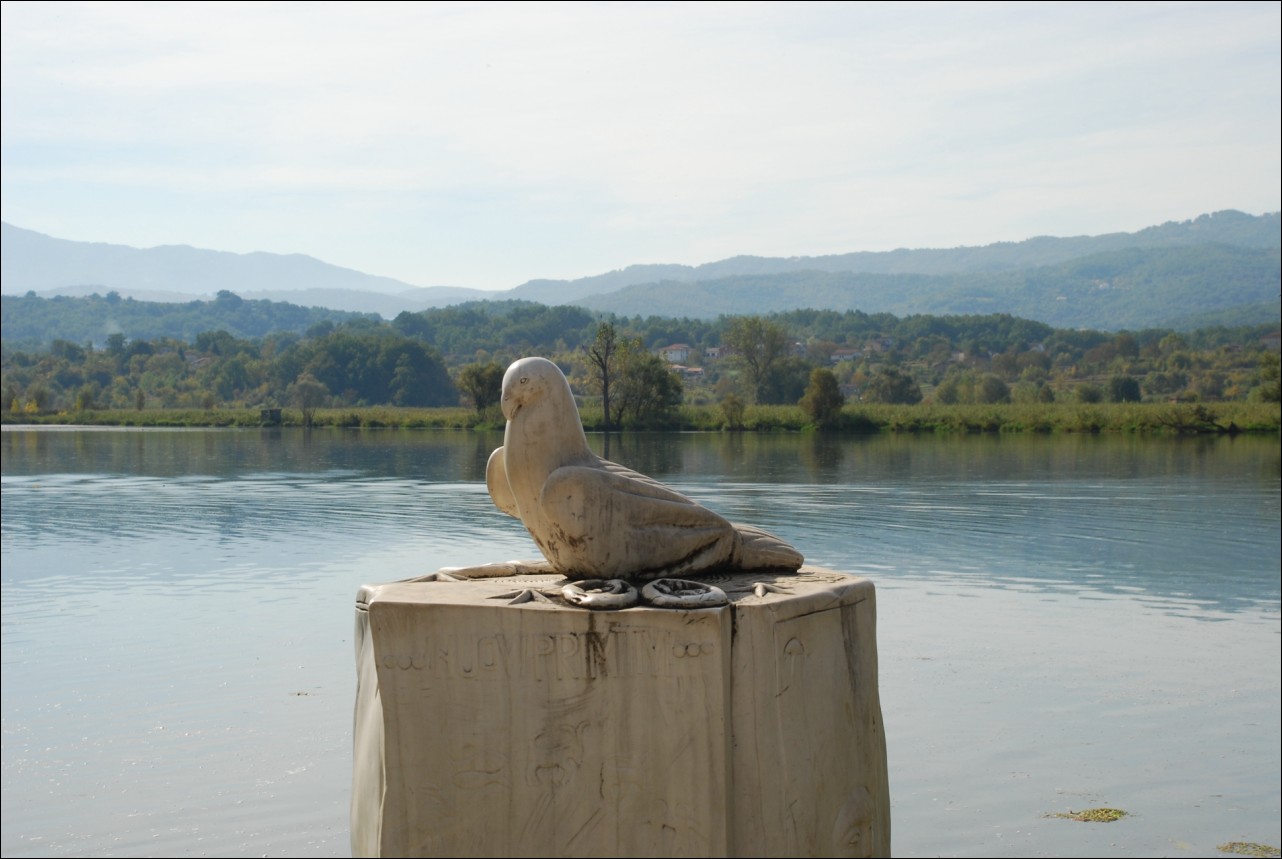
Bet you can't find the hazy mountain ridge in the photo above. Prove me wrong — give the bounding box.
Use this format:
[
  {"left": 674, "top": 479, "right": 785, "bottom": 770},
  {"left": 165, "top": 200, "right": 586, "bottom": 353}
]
[
  {"left": 2, "top": 211, "right": 1278, "bottom": 330},
  {"left": 0, "top": 222, "right": 482, "bottom": 303},
  {"left": 509, "top": 209, "right": 1282, "bottom": 301},
  {"left": 577, "top": 243, "right": 1281, "bottom": 330}
]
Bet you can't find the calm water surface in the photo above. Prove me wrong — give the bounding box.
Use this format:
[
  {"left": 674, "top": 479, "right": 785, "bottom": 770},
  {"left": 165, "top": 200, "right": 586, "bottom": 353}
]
[{"left": 2, "top": 428, "right": 1279, "bottom": 858}]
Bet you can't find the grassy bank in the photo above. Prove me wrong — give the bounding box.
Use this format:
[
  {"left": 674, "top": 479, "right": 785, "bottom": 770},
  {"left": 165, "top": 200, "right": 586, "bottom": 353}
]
[{"left": 4, "top": 401, "right": 1278, "bottom": 434}]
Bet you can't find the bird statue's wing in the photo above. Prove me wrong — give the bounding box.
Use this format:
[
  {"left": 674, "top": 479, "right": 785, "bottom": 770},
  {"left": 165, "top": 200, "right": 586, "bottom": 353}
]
[
  {"left": 540, "top": 462, "right": 737, "bottom": 578},
  {"left": 485, "top": 447, "right": 520, "bottom": 518},
  {"left": 593, "top": 457, "right": 700, "bottom": 501}
]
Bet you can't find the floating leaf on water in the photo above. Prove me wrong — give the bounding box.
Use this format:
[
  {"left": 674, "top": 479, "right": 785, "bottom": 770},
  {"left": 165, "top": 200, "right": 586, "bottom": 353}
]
[
  {"left": 1046, "top": 807, "right": 1128, "bottom": 823},
  {"left": 1217, "top": 842, "right": 1281, "bottom": 858}
]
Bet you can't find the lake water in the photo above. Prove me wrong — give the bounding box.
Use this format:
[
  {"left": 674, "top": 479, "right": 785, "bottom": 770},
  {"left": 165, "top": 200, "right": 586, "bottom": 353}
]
[{"left": 2, "top": 427, "right": 1278, "bottom": 858}]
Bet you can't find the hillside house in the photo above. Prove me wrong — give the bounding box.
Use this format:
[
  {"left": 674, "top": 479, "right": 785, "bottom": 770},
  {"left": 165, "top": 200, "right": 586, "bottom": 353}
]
[{"left": 659, "top": 344, "right": 692, "bottom": 363}]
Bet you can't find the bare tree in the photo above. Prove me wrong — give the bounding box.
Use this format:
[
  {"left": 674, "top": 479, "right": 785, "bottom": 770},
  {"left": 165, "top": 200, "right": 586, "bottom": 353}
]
[{"left": 585, "top": 322, "right": 620, "bottom": 429}]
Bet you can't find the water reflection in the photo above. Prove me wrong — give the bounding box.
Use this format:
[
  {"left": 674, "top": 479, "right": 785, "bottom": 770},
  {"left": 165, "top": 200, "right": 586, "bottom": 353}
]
[
  {"left": 2, "top": 427, "right": 1278, "bottom": 859},
  {"left": 1, "top": 425, "right": 505, "bottom": 482},
  {"left": 2, "top": 428, "right": 1278, "bottom": 618}
]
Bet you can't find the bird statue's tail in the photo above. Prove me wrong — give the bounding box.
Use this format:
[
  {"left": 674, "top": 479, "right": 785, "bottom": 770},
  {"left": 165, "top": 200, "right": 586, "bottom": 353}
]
[{"left": 731, "top": 523, "right": 804, "bottom": 572}]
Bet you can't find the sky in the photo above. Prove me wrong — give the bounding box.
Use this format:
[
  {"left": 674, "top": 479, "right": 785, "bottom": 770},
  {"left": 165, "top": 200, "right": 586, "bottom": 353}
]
[{"left": 2, "top": 1, "right": 1279, "bottom": 291}]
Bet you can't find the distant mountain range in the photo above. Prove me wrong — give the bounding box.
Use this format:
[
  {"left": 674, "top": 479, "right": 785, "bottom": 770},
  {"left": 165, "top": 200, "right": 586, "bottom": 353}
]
[
  {"left": 3, "top": 211, "right": 1278, "bottom": 331},
  {"left": 0, "top": 222, "right": 484, "bottom": 317}
]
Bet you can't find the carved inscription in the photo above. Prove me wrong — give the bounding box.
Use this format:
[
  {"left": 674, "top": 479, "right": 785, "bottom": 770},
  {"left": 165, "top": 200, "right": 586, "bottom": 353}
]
[{"left": 379, "top": 625, "right": 716, "bottom": 680}]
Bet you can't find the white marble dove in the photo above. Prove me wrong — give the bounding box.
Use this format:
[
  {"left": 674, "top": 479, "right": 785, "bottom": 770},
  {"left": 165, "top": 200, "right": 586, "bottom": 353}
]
[{"left": 486, "top": 357, "right": 803, "bottom": 582}]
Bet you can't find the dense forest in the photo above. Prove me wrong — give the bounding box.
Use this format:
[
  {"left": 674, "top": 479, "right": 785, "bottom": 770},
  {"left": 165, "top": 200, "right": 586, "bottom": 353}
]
[{"left": 2, "top": 293, "right": 1278, "bottom": 424}]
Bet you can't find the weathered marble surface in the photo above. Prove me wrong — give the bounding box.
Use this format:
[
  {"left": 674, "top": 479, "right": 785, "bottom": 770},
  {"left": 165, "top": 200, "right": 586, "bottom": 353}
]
[
  {"left": 486, "top": 357, "right": 803, "bottom": 582},
  {"left": 352, "top": 567, "right": 890, "bottom": 857}
]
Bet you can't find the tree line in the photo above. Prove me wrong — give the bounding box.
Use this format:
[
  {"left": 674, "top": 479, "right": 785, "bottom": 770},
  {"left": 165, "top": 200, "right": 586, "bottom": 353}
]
[{"left": 2, "top": 293, "right": 1278, "bottom": 425}]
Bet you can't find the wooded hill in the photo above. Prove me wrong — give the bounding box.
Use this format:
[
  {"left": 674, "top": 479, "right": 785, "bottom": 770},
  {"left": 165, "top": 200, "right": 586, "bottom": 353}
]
[
  {"left": 576, "top": 243, "right": 1280, "bottom": 330},
  {"left": 1, "top": 289, "right": 375, "bottom": 351}
]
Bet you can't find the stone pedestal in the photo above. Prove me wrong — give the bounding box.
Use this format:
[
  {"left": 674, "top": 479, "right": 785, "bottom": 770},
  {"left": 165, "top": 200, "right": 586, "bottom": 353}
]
[{"left": 351, "top": 567, "right": 889, "bottom": 857}]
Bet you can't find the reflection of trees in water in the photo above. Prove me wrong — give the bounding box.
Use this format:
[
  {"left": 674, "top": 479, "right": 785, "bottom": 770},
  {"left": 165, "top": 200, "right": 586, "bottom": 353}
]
[
  {"left": 3, "top": 428, "right": 1276, "bottom": 615},
  {"left": 588, "top": 431, "right": 685, "bottom": 478}
]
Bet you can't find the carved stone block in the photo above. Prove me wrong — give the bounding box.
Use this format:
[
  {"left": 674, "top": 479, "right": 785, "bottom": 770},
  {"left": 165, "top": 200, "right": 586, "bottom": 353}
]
[{"left": 352, "top": 567, "right": 889, "bottom": 857}]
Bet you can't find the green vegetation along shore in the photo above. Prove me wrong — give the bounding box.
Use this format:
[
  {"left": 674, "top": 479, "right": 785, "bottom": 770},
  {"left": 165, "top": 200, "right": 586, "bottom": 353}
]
[
  {"left": 5, "top": 295, "right": 1279, "bottom": 434},
  {"left": 4, "top": 400, "right": 1277, "bottom": 435}
]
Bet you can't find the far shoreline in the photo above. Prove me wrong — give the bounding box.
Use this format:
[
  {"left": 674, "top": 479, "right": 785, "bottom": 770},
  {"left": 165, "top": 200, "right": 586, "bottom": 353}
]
[{"left": 3, "top": 400, "right": 1278, "bottom": 435}]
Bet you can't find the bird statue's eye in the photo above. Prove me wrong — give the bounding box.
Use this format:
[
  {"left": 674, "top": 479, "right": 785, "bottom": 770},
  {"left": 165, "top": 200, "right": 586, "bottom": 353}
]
[{"left": 519, "top": 377, "right": 529, "bottom": 385}]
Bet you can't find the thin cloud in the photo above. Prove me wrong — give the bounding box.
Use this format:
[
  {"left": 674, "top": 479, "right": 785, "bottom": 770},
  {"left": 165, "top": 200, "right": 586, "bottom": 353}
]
[{"left": 2, "top": 0, "right": 1278, "bottom": 289}]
